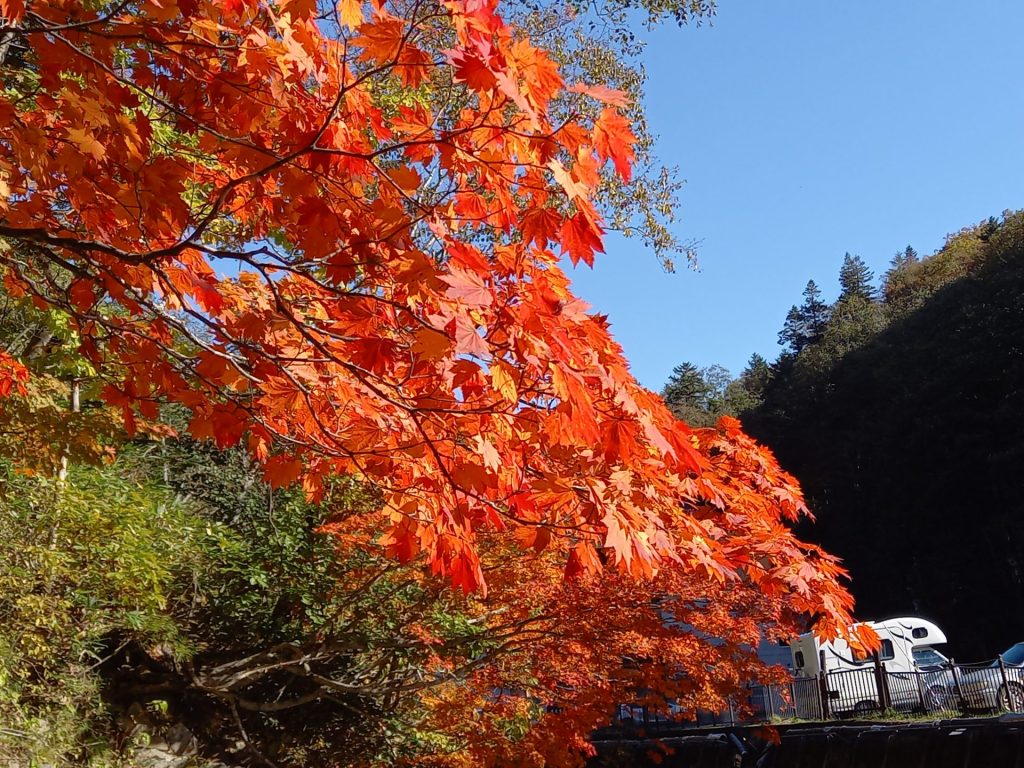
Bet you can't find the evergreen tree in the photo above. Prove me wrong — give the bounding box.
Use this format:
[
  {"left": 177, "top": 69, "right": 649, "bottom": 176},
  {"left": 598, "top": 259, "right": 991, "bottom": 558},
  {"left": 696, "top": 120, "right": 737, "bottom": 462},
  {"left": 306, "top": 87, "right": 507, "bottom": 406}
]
[
  {"left": 838, "top": 253, "right": 876, "bottom": 302},
  {"left": 778, "top": 305, "right": 804, "bottom": 353},
  {"left": 738, "top": 353, "right": 774, "bottom": 400},
  {"left": 817, "top": 293, "right": 887, "bottom": 361},
  {"left": 662, "top": 361, "right": 707, "bottom": 411},
  {"left": 778, "top": 280, "right": 831, "bottom": 354},
  {"left": 802, "top": 280, "right": 831, "bottom": 339},
  {"left": 882, "top": 247, "right": 916, "bottom": 315},
  {"left": 896, "top": 245, "right": 918, "bottom": 269},
  {"left": 701, "top": 364, "right": 733, "bottom": 412},
  {"left": 662, "top": 362, "right": 733, "bottom": 427},
  {"left": 720, "top": 354, "right": 775, "bottom": 415}
]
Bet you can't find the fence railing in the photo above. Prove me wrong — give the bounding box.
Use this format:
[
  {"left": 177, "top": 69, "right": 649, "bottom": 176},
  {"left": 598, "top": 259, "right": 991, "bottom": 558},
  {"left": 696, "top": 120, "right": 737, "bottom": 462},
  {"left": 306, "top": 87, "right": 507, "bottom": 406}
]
[{"left": 613, "top": 655, "right": 1024, "bottom": 729}]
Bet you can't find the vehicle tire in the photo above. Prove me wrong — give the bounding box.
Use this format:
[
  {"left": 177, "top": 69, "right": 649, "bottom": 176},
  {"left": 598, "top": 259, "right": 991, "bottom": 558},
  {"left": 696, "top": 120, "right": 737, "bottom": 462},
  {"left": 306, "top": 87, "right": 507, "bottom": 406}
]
[
  {"left": 925, "top": 684, "right": 951, "bottom": 711},
  {"left": 853, "top": 700, "right": 879, "bottom": 716},
  {"left": 998, "top": 682, "right": 1024, "bottom": 712}
]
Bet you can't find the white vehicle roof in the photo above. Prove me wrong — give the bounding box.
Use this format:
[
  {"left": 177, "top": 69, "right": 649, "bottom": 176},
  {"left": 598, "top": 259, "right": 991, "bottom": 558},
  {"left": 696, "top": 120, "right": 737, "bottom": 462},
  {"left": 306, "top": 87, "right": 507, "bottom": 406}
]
[{"left": 863, "top": 617, "right": 947, "bottom": 648}]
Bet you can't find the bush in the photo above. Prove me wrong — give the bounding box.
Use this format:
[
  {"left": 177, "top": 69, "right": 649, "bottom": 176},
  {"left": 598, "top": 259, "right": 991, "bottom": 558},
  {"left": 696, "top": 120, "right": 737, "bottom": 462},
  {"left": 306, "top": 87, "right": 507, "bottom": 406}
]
[{"left": 0, "top": 464, "right": 213, "bottom": 765}]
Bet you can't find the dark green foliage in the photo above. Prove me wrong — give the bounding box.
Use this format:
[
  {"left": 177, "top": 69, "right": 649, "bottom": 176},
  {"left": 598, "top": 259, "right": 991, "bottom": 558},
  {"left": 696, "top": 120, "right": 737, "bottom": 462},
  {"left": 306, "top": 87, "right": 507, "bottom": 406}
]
[
  {"left": 119, "top": 417, "right": 378, "bottom": 650},
  {"left": 816, "top": 293, "right": 886, "bottom": 361},
  {"left": 663, "top": 362, "right": 708, "bottom": 409},
  {"left": 662, "top": 361, "right": 733, "bottom": 426},
  {"left": 738, "top": 354, "right": 774, "bottom": 399},
  {"left": 778, "top": 280, "right": 831, "bottom": 355},
  {"left": 660, "top": 355, "right": 773, "bottom": 427},
  {"left": 111, "top": 428, "right": 456, "bottom": 767},
  {"left": 838, "top": 253, "right": 876, "bottom": 302},
  {"left": 722, "top": 354, "right": 775, "bottom": 416},
  {"left": 745, "top": 211, "right": 1024, "bottom": 659}
]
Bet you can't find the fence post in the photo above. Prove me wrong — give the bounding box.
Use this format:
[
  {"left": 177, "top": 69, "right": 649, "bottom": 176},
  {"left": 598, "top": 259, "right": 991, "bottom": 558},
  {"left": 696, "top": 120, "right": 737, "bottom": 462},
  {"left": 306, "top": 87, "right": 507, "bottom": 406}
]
[
  {"left": 949, "top": 659, "right": 966, "bottom": 713},
  {"left": 998, "top": 655, "right": 1010, "bottom": 688},
  {"left": 872, "top": 651, "right": 889, "bottom": 711},
  {"left": 915, "top": 668, "right": 928, "bottom": 712},
  {"left": 995, "top": 655, "right": 1011, "bottom": 716},
  {"left": 818, "top": 670, "right": 830, "bottom": 720},
  {"left": 728, "top": 696, "right": 736, "bottom": 726},
  {"left": 819, "top": 649, "right": 830, "bottom": 720},
  {"left": 789, "top": 679, "right": 797, "bottom": 720},
  {"left": 880, "top": 662, "right": 893, "bottom": 711}
]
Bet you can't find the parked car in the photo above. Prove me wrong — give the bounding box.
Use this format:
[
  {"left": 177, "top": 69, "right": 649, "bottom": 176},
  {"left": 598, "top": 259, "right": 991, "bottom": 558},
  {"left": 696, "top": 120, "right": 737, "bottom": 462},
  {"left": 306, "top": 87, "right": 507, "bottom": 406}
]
[{"left": 922, "top": 642, "right": 1024, "bottom": 712}]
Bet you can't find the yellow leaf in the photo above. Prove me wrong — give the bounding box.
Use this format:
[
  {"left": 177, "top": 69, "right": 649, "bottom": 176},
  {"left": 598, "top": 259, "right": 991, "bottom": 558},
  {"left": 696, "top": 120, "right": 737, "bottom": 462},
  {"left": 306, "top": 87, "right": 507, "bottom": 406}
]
[
  {"left": 490, "top": 360, "right": 518, "bottom": 404},
  {"left": 338, "top": 0, "right": 363, "bottom": 29}
]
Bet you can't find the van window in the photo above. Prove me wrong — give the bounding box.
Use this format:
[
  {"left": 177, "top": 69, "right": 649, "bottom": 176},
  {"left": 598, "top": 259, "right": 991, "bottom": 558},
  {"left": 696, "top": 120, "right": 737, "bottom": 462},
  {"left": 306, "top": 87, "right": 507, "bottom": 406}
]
[
  {"left": 853, "top": 639, "right": 894, "bottom": 663},
  {"left": 794, "top": 651, "right": 805, "bottom": 669},
  {"left": 912, "top": 627, "right": 927, "bottom": 639},
  {"left": 880, "top": 639, "right": 894, "bottom": 660}
]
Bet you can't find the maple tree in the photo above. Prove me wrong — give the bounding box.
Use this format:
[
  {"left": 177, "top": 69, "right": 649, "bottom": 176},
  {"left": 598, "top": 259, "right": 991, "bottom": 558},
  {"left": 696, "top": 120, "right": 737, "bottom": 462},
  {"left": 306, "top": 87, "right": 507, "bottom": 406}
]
[
  {"left": 1, "top": 0, "right": 860, "bottom": 762},
  {"left": 0, "top": 284, "right": 128, "bottom": 471},
  {"left": 383, "top": 419, "right": 855, "bottom": 766}
]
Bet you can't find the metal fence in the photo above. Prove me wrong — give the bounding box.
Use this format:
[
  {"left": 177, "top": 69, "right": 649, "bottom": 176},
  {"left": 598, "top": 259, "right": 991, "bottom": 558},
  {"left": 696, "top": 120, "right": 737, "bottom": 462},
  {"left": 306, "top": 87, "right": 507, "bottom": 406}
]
[
  {"left": 614, "top": 655, "right": 1024, "bottom": 729},
  {"left": 750, "top": 655, "right": 1024, "bottom": 722}
]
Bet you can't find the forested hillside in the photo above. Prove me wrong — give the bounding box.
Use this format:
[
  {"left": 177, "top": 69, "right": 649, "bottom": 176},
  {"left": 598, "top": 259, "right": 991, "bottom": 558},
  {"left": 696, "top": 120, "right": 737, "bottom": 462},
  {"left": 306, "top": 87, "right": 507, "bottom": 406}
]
[{"left": 667, "top": 211, "right": 1024, "bottom": 660}]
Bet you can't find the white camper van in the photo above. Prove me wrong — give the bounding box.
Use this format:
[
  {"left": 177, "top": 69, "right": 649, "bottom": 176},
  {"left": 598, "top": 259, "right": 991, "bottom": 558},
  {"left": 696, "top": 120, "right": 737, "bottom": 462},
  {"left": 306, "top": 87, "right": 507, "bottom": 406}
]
[{"left": 789, "top": 617, "right": 948, "bottom": 715}]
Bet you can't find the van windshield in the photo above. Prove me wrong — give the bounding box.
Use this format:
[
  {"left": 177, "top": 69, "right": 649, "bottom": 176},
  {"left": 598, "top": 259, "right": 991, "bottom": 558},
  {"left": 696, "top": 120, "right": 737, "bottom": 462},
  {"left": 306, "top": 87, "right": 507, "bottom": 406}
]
[{"left": 912, "top": 647, "right": 947, "bottom": 668}]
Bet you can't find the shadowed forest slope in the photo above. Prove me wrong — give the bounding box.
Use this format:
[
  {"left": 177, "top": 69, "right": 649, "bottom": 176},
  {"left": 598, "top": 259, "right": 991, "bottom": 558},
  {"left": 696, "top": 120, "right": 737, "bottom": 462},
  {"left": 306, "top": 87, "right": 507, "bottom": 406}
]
[
  {"left": 744, "top": 212, "right": 1024, "bottom": 659},
  {"left": 662, "top": 212, "right": 1024, "bottom": 660}
]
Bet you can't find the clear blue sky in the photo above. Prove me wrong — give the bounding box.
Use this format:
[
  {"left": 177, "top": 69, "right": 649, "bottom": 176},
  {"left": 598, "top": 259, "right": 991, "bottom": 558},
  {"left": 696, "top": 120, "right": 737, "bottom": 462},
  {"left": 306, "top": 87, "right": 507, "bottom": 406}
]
[{"left": 567, "top": 0, "right": 1024, "bottom": 391}]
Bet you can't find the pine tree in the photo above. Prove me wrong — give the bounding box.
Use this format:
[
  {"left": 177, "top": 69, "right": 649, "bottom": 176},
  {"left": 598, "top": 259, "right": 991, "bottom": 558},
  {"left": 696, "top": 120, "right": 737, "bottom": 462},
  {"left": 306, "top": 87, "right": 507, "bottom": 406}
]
[
  {"left": 802, "top": 280, "right": 831, "bottom": 338},
  {"left": 662, "top": 362, "right": 732, "bottom": 427},
  {"left": 778, "top": 305, "right": 804, "bottom": 353},
  {"left": 838, "top": 253, "right": 876, "bottom": 302},
  {"left": 720, "top": 354, "right": 775, "bottom": 415},
  {"left": 662, "top": 362, "right": 707, "bottom": 412},
  {"left": 739, "top": 353, "right": 774, "bottom": 400},
  {"left": 778, "top": 280, "right": 831, "bottom": 354},
  {"left": 882, "top": 246, "right": 922, "bottom": 318},
  {"left": 883, "top": 245, "right": 917, "bottom": 285}
]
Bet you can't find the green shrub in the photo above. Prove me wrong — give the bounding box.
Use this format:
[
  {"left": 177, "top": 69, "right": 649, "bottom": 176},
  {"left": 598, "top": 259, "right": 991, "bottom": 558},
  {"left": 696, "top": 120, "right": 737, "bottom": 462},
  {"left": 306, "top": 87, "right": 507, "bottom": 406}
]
[{"left": 0, "top": 464, "right": 214, "bottom": 765}]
